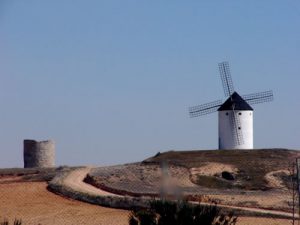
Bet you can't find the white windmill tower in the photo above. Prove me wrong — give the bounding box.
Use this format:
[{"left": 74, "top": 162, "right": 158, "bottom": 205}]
[{"left": 189, "top": 62, "right": 274, "bottom": 150}]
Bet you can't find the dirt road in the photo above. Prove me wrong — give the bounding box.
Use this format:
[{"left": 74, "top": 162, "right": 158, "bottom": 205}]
[{"left": 61, "top": 167, "right": 121, "bottom": 196}]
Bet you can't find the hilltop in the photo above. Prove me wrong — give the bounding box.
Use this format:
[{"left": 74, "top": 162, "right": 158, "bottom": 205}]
[{"left": 143, "top": 148, "right": 300, "bottom": 190}]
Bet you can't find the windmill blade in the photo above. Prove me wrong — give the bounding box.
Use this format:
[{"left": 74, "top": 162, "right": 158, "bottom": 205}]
[
  {"left": 189, "top": 100, "right": 223, "bottom": 118},
  {"left": 229, "top": 109, "right": 244, "bottom": 146},
  {"left": 219, "top": 61, "right": 235, "bottom": 97},
  {"left": 242, "top": 90, "right": 273, "bottom": 105}
]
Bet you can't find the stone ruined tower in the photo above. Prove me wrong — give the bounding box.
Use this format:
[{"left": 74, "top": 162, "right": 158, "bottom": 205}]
[{"left": 23, "top": 139, "right": 55, "bottom": 168}]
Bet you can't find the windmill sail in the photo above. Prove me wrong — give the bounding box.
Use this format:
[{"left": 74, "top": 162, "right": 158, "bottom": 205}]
[
  {"left": 242, "top": 90, "right": 274, "bottom": 105},
  {"left": 189, "top": 100, "right": 223, "bottom": 117},
  {"left": 219, "top": 62, "right": 235, "bottom": 98}
]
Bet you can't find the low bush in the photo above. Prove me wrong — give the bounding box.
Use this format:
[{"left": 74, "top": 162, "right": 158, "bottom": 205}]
[{"left": 129, "top": 200, "right": 237, "bottom": 225}]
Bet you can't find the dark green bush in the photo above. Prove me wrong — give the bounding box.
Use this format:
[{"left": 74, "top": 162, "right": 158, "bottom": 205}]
[{"left": 128, "top": 200, "right": 237, "bottom": 225}]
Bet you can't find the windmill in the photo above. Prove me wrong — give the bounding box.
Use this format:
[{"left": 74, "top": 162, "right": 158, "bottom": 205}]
[{"left": 189, "top": 62, "right": 274, "bottom": 150}]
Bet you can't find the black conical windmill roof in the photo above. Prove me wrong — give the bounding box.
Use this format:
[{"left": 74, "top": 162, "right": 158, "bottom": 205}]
[{"left": 218, "top": 92, "right": 253, "bottom": 111}]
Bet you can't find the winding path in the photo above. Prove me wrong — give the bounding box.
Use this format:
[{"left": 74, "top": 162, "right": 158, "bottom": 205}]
[
  {"left": 51, "top": 167, "right": 298, "bottom": 219},
  {"left": 61, "top": 167, "right": 121, "bottom": 197}
]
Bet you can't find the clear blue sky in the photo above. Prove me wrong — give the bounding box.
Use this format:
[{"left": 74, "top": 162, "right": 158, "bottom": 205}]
[{"left": 0, "top": 1, "right": 299, "bottom": 167}]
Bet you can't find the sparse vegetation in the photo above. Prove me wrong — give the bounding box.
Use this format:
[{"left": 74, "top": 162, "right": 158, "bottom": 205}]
[{"left": 129, "top": 200, "right": 237, "bottom": 225}]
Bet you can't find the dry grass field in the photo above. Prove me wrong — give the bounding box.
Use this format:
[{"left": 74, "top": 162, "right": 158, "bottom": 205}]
[{"left": 0, "top": 181, "right": 129, "bottom": 225}]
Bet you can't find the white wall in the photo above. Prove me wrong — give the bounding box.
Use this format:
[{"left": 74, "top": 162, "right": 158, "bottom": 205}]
[{"left": 218, "top": 110, "right": 253, "bottom": 149}]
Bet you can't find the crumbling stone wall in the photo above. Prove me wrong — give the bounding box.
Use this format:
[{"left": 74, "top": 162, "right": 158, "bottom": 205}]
[{"left": 23, "top": 139, "right": 55, "bottom": 168}]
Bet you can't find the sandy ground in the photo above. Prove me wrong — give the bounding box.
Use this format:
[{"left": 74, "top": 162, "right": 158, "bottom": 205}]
[
  {"left": 0, "top": 182, "right": 129, "bottom": 225},
  {"left": 265, "top": 170, "right": 289, "bottom": 189}
]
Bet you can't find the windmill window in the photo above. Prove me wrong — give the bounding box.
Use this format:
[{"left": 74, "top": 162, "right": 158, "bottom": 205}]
[
  {"left": 238, "top": 127, "right": 241, "bottom": 130},
  {"left": 226, "top": 112, "right": 229, "bottom": 116},
  {"left": 239, "top": 112, "right": 242, "bottom": 115}
]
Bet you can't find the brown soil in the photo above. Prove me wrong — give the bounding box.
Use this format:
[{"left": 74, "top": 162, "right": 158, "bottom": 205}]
[
  {"left": 237, "top": 217, "right": 291, "bottom": 225},
  {"left": 0, "top": 182, "right": 129, "bottom": 225}
]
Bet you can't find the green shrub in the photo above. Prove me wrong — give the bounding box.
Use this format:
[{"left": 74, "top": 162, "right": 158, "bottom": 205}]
[{"left": 128, "top": 200, "right": 237, "bottom": 225}]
